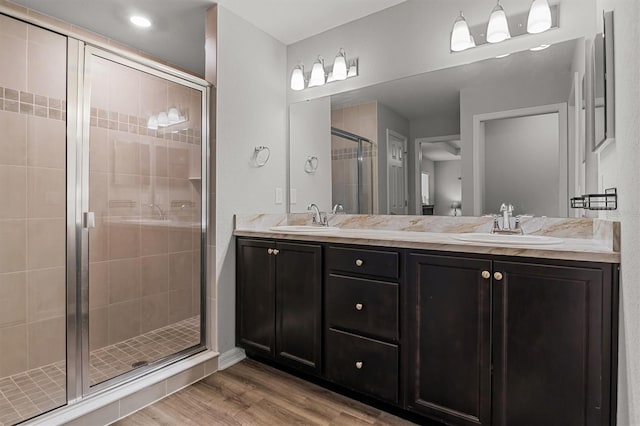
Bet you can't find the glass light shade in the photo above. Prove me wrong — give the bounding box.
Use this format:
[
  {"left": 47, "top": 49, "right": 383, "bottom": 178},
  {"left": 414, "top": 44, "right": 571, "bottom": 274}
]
[
  {"left": 167, "top": 107, "right": 180, "bottom": 124},
  {"left": 147, "top": 115, "right": 158, "bottom": 130},
  {"left": 347, "top": 64, "right": 357, "bottom": 78},
  {"left": 308, "top": 57, "right": 326, "bottom": 87},
  {"left": 450, "top": 13, "right": 473, "bottom": 52},
  {"left": 527, "top": 0, "right": 552, "bottom": 34},
  {"left": 157, "top": 111, "right": 169, "bottom": 127},
  {"left": 332, "top": 49, "right": 347, "bottom": 80},
  {"left": 290, "top": 65, "right": 305, "bottom": 91},
  {"left": 486, "top": 3, "right": 511, "bottom": 43}
]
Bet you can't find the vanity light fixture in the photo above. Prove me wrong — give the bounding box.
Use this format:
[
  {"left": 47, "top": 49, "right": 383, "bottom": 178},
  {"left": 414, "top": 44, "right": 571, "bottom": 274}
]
[
  {"left": 147, "top": 108, "right": 187, "bottom": 130},
  {"left": 308, "top": 56, "right": 326, "bottom": 87},
  {"left": 332, "top": 49, "right": 348, "bottom": 81},
  {"left": 527, "top": 0, "right": 552, "bottom": 34},
  {"left": 487, "top": 1, "right": 511, "bottom": 43},
  {"left": 129, "top": 15, "right": 151, "bottom": 28},
  {"left": 290, "top": 64, "right": 305, "bottom": 91},
  {"left": 450, "top": 12, "right": 474, "bottom": 52}
]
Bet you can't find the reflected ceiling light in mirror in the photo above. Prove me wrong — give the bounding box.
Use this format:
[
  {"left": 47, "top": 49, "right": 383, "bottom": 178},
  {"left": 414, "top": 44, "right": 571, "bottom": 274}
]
[
  {"left": 530, "top": 43, "right": 551, "bottom": 51},
  {"left": 450, "top": 12, "right": 474, "bottom": 52},
  {"left": 308, "top": 56, "right": 326, "bottom": 87},
  {"left": 290, "top": 64, "right": 305, "bottom": 91},
  {"left": 527, "top": 0, "right": 552, "bottom": 34},
  {"left": 147, "top": 115, "right": 158, "bottom": 130},
  {"left": 147, "top": 108, "right": 187, "bottom": 130},
  {"left": 332, "top": 49, "right": 348, "bottom": 81},
  {"left": 486, "top": 1, "right": 511, "bottom": 43},
  {"left": 157, "top": 111, "right": 169, "bottom": 127},
  {"left": 347, "top": 64, "right": 358, "bottom": 78},
  {"left": 129, "top": 15, "right": 151, "bottom": 28}
]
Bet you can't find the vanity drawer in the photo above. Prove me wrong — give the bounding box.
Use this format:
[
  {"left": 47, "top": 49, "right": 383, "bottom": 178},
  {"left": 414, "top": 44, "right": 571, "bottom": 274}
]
[
  {"left": 327, "top": 246, "right": 399, "bottom": 280},
  {"left": 325, "top": 328, "right": 399, "bottom": 404},
  {"left": 326, "top": 275, "right": 399, "bottom": 342}
]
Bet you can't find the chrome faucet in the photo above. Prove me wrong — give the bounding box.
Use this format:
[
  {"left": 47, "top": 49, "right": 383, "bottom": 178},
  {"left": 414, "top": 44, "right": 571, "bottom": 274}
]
[
  {"left": 492, "top": 203, "right": 524, "bottom": 235},
  {"left": 148, "top": 203, "right": 167, "bottom": 220},
  {"left": 307, "top": 203, "right": 327, "bottom": 226},
  {"left": 332, "top": 204, "right": 345, "bottom": 214}
]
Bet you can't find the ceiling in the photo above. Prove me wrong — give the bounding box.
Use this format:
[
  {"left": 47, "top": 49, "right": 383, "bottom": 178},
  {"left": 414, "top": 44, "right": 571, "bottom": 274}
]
[
  {"left": 11, "top": 0, "right": 407, "bottom": 75},
  {"left": 331, "top": 39, "right": 578, "bottom": 121}
]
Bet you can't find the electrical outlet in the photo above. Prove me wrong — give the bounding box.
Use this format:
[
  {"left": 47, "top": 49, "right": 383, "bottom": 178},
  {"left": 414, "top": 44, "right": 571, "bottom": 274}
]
[
  {"left": 290, "top": 188, "right": 297, "bottom": 204},
  {"left": 275, "top": 187, "right": 283, "bottom": 204}
]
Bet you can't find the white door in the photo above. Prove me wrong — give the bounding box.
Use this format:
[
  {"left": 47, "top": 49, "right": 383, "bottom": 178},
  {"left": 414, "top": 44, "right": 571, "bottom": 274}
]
[{"left": 387, "top": 130, "right": 408, "bottom": 214}]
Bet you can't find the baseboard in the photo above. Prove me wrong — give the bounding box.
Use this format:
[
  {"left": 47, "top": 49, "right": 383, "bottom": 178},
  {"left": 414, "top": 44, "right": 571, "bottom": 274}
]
[{"left": 218, "top": 347, "right": 246, "bottom": 370}]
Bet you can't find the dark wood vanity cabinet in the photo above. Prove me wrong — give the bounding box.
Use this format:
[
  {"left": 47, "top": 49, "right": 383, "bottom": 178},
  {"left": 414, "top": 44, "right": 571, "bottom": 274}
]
[
  {"left": 236, "top": 238, "right": 322, "bottom": 374},
  {"left": 406, "top": 253, "right": 616, "bottom": 426}
]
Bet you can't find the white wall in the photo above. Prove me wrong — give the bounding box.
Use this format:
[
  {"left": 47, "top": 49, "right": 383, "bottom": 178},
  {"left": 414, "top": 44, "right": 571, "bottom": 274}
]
[
  {"left": 459, "top": 70, "right": 572, "bottom": 215},
  {"left": 484, "top": 114, "right": 560, "bottom": 216},
  {"left": 601, "top": 1, "right": 640, "bottom": 424},
  {"left": 434, "top": 160, "right": 462, "bottom": 216},
  {"left": 216, "top": 6, "right": 287, "bottom": 354},
  {"left": 377, "top": 103, "right": 410, "bottom": 213},
  {"left": 286, "top": 0, "right": 597, "bottom": 105},
  {"left": 289, "top": 98, "right": 332, "bottom": 212},
  {"left": 420, "top": 156, "right": 435, "bottom": 206}
]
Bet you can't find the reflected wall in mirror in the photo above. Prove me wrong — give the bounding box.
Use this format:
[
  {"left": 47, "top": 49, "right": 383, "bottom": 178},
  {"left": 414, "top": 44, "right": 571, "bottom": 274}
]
[{"left": 289, "top": 38, "right": 599, "bottom": 218}]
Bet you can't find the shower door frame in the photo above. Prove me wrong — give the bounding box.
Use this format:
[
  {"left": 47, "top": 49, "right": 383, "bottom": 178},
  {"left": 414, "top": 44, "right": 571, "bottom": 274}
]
[
  {"left": 68, "top": 44, "right": 210, "bottom": 400},
  {"left": 331, "top": 127, "right": 373, "bottom": 214}
]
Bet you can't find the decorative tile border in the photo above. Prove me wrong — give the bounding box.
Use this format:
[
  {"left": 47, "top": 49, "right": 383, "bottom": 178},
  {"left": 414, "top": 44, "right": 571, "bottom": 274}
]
[
  {"left": 89, "top": 107, "right": 202, "bottom": 145},
  {"left": 331, "top": 146, "right": 376, "bottom": 160},
  {"left": 0, "top": 87, "right": 66, "bottom": 121}
]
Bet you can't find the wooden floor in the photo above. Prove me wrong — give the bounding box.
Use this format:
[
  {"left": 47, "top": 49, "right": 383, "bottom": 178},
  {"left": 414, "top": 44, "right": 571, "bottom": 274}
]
[{"left": 114, "top": 359, "right": 416, "bottom": 426}]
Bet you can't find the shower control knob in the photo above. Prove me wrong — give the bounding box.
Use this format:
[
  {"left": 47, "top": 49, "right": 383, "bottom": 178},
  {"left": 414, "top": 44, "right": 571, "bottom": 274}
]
[{"left": 355, "top": 259, "right": 364, "bottom": 267}]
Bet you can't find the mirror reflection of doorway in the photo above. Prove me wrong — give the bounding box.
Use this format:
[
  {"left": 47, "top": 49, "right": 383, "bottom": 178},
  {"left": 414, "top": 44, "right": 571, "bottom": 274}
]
[
  {"left": 387, "top": 130, "right": 408, "bottom": 215},
  {"left": 331, "top": 128, "right": 373, "bottom": 214},
  {"left": 417, "top": 135, "right": 462, "bottom": 216}
]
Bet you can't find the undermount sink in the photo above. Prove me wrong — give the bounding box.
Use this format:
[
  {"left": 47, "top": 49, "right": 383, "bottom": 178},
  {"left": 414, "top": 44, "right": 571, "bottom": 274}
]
[
  {"left": 270, "top": 225, "right": 340, "bottom": 233},
  {"left": 451, "top": 233, "right": 563, "bottom": 245}
]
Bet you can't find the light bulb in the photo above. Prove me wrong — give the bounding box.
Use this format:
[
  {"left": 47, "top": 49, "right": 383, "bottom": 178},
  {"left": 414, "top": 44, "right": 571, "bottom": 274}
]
[
  {"left": 308, "top": 56, "right": 326, "bottom": 87},
  {"left": 129, "top": 15, "right": 151, "bottom": 28},
  {"left": 487, "top": 2, "right": 511, "bottom": 43},
  {"left": 450, "top": 12, "right": 474, "bottom": 52},
  {"left": 290, "top": 65, "right": 305, "bottom": 91},
  {"left": 332, "top": 49, "right": 347, "bottom": 81},
  {"left": 527, "top": 0, "right": 552, "bottom": 34}
]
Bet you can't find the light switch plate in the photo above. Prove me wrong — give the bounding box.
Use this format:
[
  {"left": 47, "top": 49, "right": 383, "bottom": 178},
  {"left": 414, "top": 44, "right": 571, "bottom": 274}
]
[
  {"left": 290, "top": 188, "right": 297, "bottom": 204},
  {"left": 275, "top": 187, "right": 283, "bottom": 204}
]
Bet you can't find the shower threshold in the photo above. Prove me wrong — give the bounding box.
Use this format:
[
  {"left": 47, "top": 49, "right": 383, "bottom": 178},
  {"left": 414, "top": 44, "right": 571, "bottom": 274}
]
[{"left": 0, "top": 316, "right": 200, "bottom": 426}]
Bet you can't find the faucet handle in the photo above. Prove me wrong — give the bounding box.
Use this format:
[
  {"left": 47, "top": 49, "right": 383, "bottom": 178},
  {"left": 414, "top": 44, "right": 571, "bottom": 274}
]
[{"left": 332, "top": 204, "right": 345, "bottom": 214}]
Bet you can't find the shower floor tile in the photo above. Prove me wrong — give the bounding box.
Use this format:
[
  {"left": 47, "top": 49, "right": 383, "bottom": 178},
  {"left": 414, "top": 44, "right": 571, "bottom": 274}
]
[{"left": 0, "top": 316, "right": 200, "bottom": 426}]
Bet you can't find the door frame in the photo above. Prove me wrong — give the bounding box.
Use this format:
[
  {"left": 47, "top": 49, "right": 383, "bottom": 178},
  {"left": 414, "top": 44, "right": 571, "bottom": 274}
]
[
  {"left": 386, "top": 129, "right": 409, "bottom": 214},
  {"left": 472, "top": 103, "right": 568, "bottom": 217}
]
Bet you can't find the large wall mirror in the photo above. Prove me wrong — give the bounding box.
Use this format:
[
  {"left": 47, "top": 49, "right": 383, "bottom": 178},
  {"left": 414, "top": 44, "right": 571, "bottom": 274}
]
[{"left": 289, "top": 30, "right": 608, "bottom": 218}]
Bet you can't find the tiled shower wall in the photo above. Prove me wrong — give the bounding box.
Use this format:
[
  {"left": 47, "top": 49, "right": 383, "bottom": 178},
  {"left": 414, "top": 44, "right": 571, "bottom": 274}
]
[
  {"left": 0, "top": 15, "right": 67, "bottom": 377},
  {"left": 87, "top": 56, "right": 202, "bottom": 354},
  {"left": 331, "top": 102, "right": 378, "bottom": 214}
]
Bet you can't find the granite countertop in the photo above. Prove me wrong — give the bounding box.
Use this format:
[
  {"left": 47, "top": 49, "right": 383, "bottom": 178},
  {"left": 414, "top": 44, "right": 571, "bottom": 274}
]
[{"left": 234, "top": 214, "right": 621, "bottom": 264}]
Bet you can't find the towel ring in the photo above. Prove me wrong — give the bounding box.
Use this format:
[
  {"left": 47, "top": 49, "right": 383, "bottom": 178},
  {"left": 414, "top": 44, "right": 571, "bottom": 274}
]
[
  {"left": 305, "top": 156, "right": 319, "bottom": 174},
  {"left": 253, "top": 146, "right": 270, "bottom": 167}
]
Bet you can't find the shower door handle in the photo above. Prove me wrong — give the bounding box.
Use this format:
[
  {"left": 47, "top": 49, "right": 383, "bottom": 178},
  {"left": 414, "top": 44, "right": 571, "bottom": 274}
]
[{"left": 83, "top": 212, "right": 96, "bottom": 229}]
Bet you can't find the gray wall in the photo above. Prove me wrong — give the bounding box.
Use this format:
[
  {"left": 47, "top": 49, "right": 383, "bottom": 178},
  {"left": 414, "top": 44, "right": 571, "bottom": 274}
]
[
  {"left": 459, "top": 70, "right": 572, "bottom": 215},
  {"left": 483, "top": 114, "right": 560, "bottom": 216},
  {"left": 216, "top": 6, "right": 287, "bottom": 355},
  {"left": 377, "top": 103, "right": 410, "bottom": 214},
  {"left": 434, "top": 160, "right": 462, "bottom": 216}
]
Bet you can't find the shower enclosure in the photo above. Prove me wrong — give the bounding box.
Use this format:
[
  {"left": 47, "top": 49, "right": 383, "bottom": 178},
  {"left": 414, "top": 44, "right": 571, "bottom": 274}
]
[
  {"left": 0, "top": 13, "right": 208, "bottom": 425},
  {"left": 331, "top": 127, "right": 374, "bottom": 214}
]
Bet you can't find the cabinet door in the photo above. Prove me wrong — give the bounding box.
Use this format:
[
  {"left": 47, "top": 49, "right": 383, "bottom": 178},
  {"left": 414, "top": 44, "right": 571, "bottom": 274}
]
[
  {"left": 492, "top": 261, "right": 611, "bottom": 426},
  {"left": 275, "top": 242, "right": 322, "bottom": 373},
  {"left": 406, "top": 254, "right": 491, "bottom": 426},
  {"left": 236, "top": 239, "right": 276, "bottom": 356}
]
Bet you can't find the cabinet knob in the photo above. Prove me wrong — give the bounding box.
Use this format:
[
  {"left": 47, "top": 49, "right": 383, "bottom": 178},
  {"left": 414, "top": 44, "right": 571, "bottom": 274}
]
[
  {"left": 267, "top": 248, "right": 273, "bottom": 255},
  {"left": 494, "top": 272, "right": 504, "bottom": 281},
  {"left": 355, "top": 361, "right": 363, "bottom": 369},
  {"left": 355, "top": 303, "right": 363, "bottom": 311},
  {"left": 273, "top": 249, "right": 279, "bottom": 255},
  {"left": 481, "top": 270, "right": 490, "bottom": 279},
  {"left": 355, "top": 259, "right": 364, "bottom": 267}
]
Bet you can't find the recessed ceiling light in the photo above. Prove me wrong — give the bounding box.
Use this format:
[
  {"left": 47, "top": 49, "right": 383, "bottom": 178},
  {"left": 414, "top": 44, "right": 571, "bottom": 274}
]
[
  {"left": 530, "top": 44, "right": 551, "bottom": 51},
  {"left": 129, "top": 15, "right": 151, "bottom": 28},
  {"left": 495, "top": 53, "right": 511, "bottom": 59}
]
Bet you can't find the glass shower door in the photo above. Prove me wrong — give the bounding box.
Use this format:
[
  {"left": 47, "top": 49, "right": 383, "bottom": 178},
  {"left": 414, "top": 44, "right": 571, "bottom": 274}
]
[{"left": 83, "top": 49, "right": 205, "bottom": 389}]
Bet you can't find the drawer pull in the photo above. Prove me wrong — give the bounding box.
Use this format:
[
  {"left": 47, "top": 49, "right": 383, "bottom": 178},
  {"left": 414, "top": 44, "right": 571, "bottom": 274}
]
[
  {"left": 267, "top": 248, "right": 273, "bottom": 255},
  {"left": 481, "top": 270, "right": 490, "bottom": 279},
  {"left": 355, "top": 361, "right": 363, "bottom": 369},
  {"left": 355, "top": 259, "right": 364, "bottom": 267},
  {"left": 494, "top": 272, "right": 504, "bottom": 281},
  {"left": 355, "top": 303, "right": 363, "bottom": 311}
]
